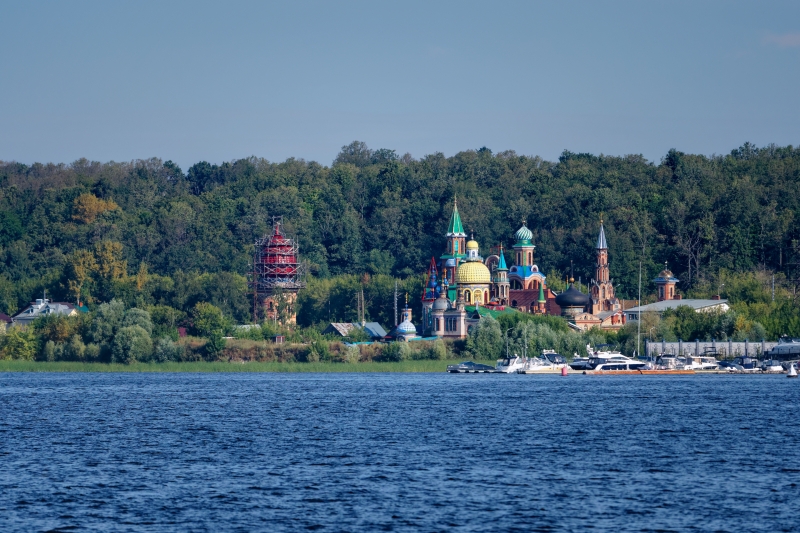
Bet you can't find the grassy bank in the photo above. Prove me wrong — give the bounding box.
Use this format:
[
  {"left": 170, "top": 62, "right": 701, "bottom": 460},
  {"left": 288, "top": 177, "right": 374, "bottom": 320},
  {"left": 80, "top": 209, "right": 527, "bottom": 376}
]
[{"left": 0, "top": 360, "right": 496, "bottom": 373}]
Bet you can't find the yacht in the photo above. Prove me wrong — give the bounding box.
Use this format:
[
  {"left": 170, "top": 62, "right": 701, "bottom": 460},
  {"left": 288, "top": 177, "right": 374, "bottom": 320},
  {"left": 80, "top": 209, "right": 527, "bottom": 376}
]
[
  {"left": 518, "top": 350, "right": 567, "bottom": 373},
  {"left": 447, "top": 361, "right": 497, "bottom": 373},
  {"left": 495, "top": 354, "right": 526, "bottom": 373},
  {"left": 732, "top": 356, "right": 760, "bottom": 372},
  {"left": 766, "top": 337, "right": 800, "bottom": 361},
  {"left": 586, "top": 353, "right": 648, "bottom": 371},
  {"left": 760, "top": 360, "right": 784, "bottom": 373},
  {"left": 569, "top": 353, "right": 591, "bottom": 370},
  {"left": 657, "top": 354, "right": 688, "bottom": 370}
]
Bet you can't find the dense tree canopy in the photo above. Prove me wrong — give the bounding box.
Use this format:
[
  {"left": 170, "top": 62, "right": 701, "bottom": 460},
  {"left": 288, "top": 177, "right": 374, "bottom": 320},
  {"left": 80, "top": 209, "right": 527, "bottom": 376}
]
[{"left": 1, "top": 142, "right": 799, "bottom": 332}]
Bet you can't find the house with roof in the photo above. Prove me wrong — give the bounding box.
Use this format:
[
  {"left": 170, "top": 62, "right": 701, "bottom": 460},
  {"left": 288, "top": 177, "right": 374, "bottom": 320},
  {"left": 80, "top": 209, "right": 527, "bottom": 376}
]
[
  {"left": 625, "top": 298, "right": 730, "bottom": 322},
  {"left": 11, "top": 299, "right": 82, "bottom": 327},
  {"left": 625, "top": 267, "right": 729, "bottom": 321},
  {"left": 323, "top": 322, "right": 388, "bottom": 341}
]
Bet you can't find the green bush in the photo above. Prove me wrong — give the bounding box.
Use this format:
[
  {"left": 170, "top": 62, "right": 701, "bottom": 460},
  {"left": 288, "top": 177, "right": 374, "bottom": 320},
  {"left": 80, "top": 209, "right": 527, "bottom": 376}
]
[
  {"left": 112, "top": 325, "right": 153, "bottom": 364},
  {"left": 0, "top": 328, "right": 36, "bottom": 360},
  {"left": 63, "top": 334, "right": 87, "bottom": 361},
  {"left": 204, "top": 331, "right": 227, "bottom": 359},
  {"left": 378, "top": 342, "right": 409, "bottom": 362},
  {"left": 153, "top": 337, "right": 184, "bottom": 362}
]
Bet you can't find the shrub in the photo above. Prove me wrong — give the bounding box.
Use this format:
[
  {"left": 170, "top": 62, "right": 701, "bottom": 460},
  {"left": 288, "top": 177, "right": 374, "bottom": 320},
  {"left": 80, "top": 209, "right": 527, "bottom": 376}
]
[
  {"left": 0, "top": 328, "right": 37, "bottom": 360},
  {"left": 153, "top": 337, "right": 184, "bottom": 362},
  {"left": 84, "top": 343, "right": 101, "bottom": 361},
  {"left": 112, "top": 325, "right": 152, "bottom": 364},
  {"left": 204, "top": 331, "right": 227, "bottom": 359},
  {"left": 191, "top": 302, "right": 226, "bottom": 337},
  {"left": 378, "top": 342, "right": 409, "bottom": 362},
  {"left": 343, "top": 344, "right": 361, "bottom": 363},
  {"left": 63, "top": 334, "right": 87, "bottom": 361}
]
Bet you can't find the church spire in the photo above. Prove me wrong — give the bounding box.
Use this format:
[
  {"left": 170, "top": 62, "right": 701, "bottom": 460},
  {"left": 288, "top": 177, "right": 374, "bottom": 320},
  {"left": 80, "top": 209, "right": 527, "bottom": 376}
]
[
  {"left": 596, "top": 219, "right": 607, "bottom": 250},
  {"left": 446, "top": 198, "right": 466, "bottom": 237},
  {"left": 496, "top": 243, "right": 508, "bottom": 270}
]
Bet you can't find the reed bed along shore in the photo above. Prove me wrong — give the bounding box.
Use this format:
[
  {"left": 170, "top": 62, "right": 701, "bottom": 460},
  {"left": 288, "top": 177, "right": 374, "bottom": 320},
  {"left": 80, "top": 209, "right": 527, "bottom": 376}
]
[{"left": 0, "top": 360, "right": 495, "bottom": 373}]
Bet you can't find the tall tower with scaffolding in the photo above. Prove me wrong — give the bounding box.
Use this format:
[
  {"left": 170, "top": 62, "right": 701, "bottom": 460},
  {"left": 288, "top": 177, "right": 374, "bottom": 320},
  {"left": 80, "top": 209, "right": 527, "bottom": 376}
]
[{"left": 249, "top": 217, "right": 306, "bottom": 324}]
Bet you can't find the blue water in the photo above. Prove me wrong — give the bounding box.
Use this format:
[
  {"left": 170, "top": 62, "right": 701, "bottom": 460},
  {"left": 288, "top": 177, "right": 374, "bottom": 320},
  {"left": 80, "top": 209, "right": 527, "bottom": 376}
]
[{"left": 1, "top": 373, "right": 798, "bottom": 532}]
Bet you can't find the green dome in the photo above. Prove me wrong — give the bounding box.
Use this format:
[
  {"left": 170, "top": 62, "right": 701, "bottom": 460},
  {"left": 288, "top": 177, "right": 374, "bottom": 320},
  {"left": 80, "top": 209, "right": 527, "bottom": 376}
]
[{"left": 515, "top": 224, "right": 533, "bottom": 243}]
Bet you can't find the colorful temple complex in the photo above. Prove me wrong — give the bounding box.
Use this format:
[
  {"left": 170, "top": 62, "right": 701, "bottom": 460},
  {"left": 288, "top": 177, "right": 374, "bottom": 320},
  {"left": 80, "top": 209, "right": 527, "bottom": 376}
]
[{"left": 417, "top": 201, "right": 625, "bottom": 339}]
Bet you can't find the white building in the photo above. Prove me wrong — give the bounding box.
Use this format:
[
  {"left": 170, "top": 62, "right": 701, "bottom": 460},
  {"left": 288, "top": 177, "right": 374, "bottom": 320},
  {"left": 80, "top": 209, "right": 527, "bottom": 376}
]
[{"left": 626, "top": 299, "right": 730, "bottom": 322}]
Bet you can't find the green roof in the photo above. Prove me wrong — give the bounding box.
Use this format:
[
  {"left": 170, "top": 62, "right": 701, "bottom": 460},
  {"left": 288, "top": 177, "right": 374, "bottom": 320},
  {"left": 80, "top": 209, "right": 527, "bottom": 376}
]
[
  {"left": 446, "top": 200, "right": 466, "bottom": 236},
  {"left": 466, "top": 305, "right": 519, "bottom": 319}
]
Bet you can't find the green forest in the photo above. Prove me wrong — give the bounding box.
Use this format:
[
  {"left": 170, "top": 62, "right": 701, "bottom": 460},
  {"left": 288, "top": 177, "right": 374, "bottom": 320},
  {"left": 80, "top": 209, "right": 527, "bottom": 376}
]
[{"left": 1, "top": 141, "right": 799, "bottom": 362}]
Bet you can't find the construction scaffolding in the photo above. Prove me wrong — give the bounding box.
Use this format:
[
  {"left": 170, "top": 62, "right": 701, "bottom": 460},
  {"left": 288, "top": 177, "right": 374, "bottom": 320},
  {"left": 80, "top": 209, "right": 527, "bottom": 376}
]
[{"left": 249, "top": 217, "right": 306, "bottom": 323}]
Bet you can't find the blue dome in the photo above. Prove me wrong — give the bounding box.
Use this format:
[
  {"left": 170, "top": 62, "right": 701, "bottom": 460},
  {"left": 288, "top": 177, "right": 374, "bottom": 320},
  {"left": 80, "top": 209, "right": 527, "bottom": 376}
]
[
  {"left": 397, "top": 320, "right": 417, "bottom": 334},
  {"left": 515, "top": 224, "right": 533, "bottom": 243}
]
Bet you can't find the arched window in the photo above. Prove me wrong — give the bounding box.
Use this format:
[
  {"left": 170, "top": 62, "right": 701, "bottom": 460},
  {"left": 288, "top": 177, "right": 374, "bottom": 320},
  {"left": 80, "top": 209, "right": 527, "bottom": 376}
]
[
  {"left": 485, "top": 290, "right": 490, "bottom": 302},
  {"left": 465, "top": 290, "right": 472, "bottom": 303},
  {"left": 601, "top": 287, "right": 605, "bottom": 299},
  {"left": 528, "top": 252, "right": 532, "bottom": 265}
]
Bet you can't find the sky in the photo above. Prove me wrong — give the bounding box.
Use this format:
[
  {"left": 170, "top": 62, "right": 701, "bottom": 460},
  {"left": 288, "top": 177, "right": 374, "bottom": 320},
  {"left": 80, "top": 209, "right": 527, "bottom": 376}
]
[{"left": 1, "top": 0, "right": 799, "bottom": 170}]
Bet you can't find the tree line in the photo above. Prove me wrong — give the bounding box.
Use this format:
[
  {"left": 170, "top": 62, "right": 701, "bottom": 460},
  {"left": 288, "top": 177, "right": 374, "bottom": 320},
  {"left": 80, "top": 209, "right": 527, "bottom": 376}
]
[{"left": 0, "top": 141, "right": 799, "bottom": 339}]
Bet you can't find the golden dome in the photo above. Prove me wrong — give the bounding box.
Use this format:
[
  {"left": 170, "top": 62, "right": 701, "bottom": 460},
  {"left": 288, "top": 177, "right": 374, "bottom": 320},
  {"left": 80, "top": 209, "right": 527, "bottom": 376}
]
[
  {"left": 456, "top": 261, "right": 491, "bottom": 284},
  {"left": 466, "top": 239, "right": 479, "bottom": 251}
]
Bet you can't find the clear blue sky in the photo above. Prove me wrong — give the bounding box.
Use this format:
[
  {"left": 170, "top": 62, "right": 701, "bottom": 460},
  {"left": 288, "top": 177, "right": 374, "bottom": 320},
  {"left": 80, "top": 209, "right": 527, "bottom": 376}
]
[{"left": 2, "top": 0, "right": 799, "bottom": 170}]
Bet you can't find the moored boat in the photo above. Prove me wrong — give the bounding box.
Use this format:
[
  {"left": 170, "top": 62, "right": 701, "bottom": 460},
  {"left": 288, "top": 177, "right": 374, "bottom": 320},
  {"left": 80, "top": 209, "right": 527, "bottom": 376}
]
[
  {"left": 495, "top": 354, "right": 526, "bottom": 373},
  {"left": 447, "top": 361, "right": 497, "bottom": 373}
]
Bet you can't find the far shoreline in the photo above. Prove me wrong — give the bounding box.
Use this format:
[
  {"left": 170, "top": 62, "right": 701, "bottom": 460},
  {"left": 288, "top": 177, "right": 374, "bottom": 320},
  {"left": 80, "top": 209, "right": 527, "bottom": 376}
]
[{"left": 0, "top": 360, "right": 496, "bottom": 373}]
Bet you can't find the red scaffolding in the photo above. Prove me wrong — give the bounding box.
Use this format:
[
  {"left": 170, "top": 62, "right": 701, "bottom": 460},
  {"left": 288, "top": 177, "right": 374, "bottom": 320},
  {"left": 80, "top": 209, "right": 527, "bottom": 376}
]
[{"left": 249, "top": 217, "right": 306, "bottom": 321}]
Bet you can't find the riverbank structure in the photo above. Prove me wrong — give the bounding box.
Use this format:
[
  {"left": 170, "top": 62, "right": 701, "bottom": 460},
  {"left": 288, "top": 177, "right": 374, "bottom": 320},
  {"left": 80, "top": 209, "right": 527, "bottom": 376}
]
[{"left": 249, "top": 217, "right": 306, "bottom": 324}]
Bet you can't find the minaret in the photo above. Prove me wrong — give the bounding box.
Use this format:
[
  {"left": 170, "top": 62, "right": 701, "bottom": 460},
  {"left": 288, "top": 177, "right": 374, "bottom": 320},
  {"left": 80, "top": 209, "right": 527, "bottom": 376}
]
[
  {"left": 513, "top": 221, "right": 535, "bottom": 268},
  {"left": 493, "top": 244, "right": 510, "bottom": 305},
  {"left": 538, "top": 282, "right": 546, "bottom": 313},
  {"left": 441, "top": 198, "right": 467, "bottom": 285},
  {"left": 591, "top": 219, "right": 616, "bottom": 314},
  {"left": 401, "top": 293, "right": 412, "bottom": 323}
]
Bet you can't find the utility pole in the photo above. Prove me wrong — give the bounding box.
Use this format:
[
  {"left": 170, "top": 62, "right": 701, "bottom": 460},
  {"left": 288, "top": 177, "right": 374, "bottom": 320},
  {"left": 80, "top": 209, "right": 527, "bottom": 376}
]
[
  {"left": 637, "top": 248, "right": 643, "bottom": 358},
  {"left": 394, "top": 280, "right": 398, "bottom": 327}
]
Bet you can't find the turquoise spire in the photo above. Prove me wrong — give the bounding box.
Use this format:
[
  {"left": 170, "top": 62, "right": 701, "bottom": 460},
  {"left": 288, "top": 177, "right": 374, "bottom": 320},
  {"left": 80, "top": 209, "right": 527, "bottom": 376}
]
[
  {"left": 538, "top": 282, "right": 546, "bottom": 303},
  {"left": 446, "top": 198, "right": 466, "bottom": 237},
  {"left": 496, "top": 244, "right": 508, "bottom": 271}
]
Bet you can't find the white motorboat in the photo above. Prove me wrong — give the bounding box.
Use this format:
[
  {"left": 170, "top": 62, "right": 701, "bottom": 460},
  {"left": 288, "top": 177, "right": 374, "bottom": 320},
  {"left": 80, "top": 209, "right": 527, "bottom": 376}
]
[
  {"left": 684, "top": 355, "right": 719, "bottom": 370},
  {"left": 586, "top": 352, "right": 648, "bottom": 371},
  {"left": 518, "top": 350, "right": 567, "bottom": 373},
  {"left": 656, "top": 354, "right": 688, "bottom": 370},
  {"left": 495, "top": 354, "right": 526, "bottom": 373},
  {"left": 760, "top": 359, "right": 784, "bottom": 373},
  {"left": 569, "top": 353, "right": 591, "bottom": 370}
]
